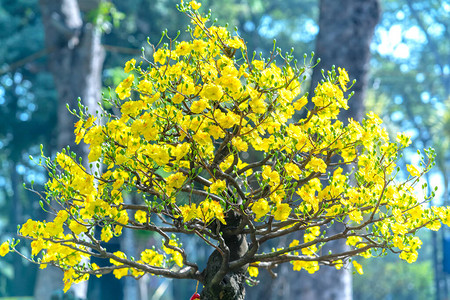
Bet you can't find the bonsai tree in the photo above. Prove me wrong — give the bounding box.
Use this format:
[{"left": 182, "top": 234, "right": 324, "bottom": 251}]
[{"left": 2, "top": 1, "right": 448, "bottom": 299}]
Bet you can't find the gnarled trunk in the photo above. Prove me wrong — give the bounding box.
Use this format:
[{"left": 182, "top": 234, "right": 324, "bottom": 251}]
[
  {"left": 201, "top": 250, "right": 246, "bottom": 300},
  {"left": 200, "top": 213, "right": 249, "bottom": 300}
]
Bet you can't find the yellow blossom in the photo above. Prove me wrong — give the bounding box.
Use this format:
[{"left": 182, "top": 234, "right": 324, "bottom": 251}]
[
  {"left": 115, "top": 74, "right": 134, "bottom": 100},
  {"left": 200, "top": 83, "right": 223, "bottom": 101},
  {"left": 306, "top": 157, "right": 327, "bottom": 173},
  {"left": 285, "top": 162, "right": 301, "bottom": 180},
  {"left": 252, "top": 199, "right": 270, "bottom": 220},
  {"left": 0, "top": 241, "right": 9, "bottom": 257},
  {"left": 135, "top": 210, "right": 147, "bottom": 223},
  {"left": 248, "top": 266, "right": 259, "bottom": 277},
  {"left": 210, "top": 179, "right": 227, "bottom": 194},
  {"left": 338, "top": 67, "right": 349, "bottom": 91},
  {"left": 101, "top": 226, "right": 113, "bottom": 243},
  {"left": 353, "top": 260, "right": 364, "bottom": 275},
  {"left": 69, "top": 221, "right": 88, "bottom": 235},
  {"left": 189, "top": 0, "right": 201, "bottom": 10},
  {"left": 166, "top": 172, "right": 187, "bottom": 189},
  {"left": 124, "top": 58, "right": 136, "bottom": 73},
  {"left": 274, "top": 203, "right": 291, "bottom": 221},
  {"left": 406, "top": 164, "right": 421, "bottom": 177},
  {"left": 176, "top": 41, "right": 192, "bottom": 56},
  {"left": 180, "top": 203, "right": 198, "bottom": 222},
  {"left": 141, "top": 249, "right": 164, "bottom": 267},
  {"left": 199, "top": 200, "right": 226, "bottom": 224},
  {"left": 191, "top": 98, "right": 208, "bottom": 113}
]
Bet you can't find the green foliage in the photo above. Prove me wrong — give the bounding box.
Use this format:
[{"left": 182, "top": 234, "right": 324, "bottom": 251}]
[{"left": 87, "top": 1, "right": 125, "bottom": 33}]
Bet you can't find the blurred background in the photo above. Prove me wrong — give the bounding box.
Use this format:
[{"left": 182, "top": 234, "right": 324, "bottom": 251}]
[{"left": 0, "top": 0, "right": 449, "bottom": 299}]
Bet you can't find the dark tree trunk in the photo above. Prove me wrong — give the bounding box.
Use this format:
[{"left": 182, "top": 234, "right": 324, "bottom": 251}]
[
  {"left": 35, "top": 0, "right": 104, "bottom": 299},
  {"left": 200, "top": 213, "right": 249, "bottom": 300},
  {"left": 310, "top": 0, "right": 380, "bottom": 123},
  {"left": 292, "top": 1, "right": 381, "bottom": 300},
  {"left": 201, "top": 250, "right": 247, "bottom": 300}
]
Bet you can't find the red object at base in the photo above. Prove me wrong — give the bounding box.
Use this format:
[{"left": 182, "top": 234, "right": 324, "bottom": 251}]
[{"left": 190, "top": 292, "right": 200, "bottom": 300}]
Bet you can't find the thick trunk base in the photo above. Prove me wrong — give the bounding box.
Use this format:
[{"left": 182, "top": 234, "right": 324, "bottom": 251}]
[{"left": 200, "top": 250, "right": 246, "bottom": 300}]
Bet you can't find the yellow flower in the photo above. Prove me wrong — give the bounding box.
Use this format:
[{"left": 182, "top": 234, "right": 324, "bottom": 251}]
[
  {"left": 334, "top": 260, "right": 344, "bottom": 270},
  {"left": 426, "top": 219, "right": 441, "bottom": 231},
  {"left": 54, "top": 210, "right": 69, "bottom": 225},
  {"left": 121, "top": 100, "right": 145, "bottom": 118},
  {"left": 199, "top": 200, "right": 226, "bottom": 224},
  {"left": 227, "top": 36, "right": 245, "bottom": 49},
  {"left": 248, "top": 266, "right": 259, "bottom": 277},
  {"left": 200, "top": 83, "right": 223, "bottom": 101},
  {"left": 31, "top": 239, "right": 45, "bottom": 256},
  {"left": 101, "top": 226, "right": 113, "bottom": 242},
  {"left": 137, "top": 79, "right": 153, "bottom": 94},
  {"left": 210, "top": 179, "right": 227, "bottom": 194},
  {"left": 153, "top": 49, "right": 168, "bottom": 65},
  {"left": 232, "top": 136, "right": 248, "bottom": 152},
  {"left": 134, "top": 210, "right": 147, "bottom": 223},
  {"left": 289, "top": 239, "right": 299, "bottom": 248},
  {"left": 175, "top": 41, "right": 192, "bottom": 56},
  {"left": 292, "top": 260, "right": 320, "bottom": 273},
  {"left": 249, "top": 98, "right": 266, "bottom": 114},
  {"left": 191, "top": 98, "right": 208, "bottom": 113},
  {"left": 338, "top": 67, "right": 349, "bottom": 91},
  {"left": 396, "top": 132, "right": 412, "bottom": 147},
  {"left": 69, "top": 221, "right": 88, "bottom": 235},
  {"left": 262, "top": 166, "right": 280, "bottom": 187},
  {"left": 189, "top": 0, "right": 201, "bottom": 10},
  {"left": 406, "top": 164, "right": 421, "bottom": 177},
  {"left": 163, "top": 240, "right": 184, "bottom": 267},
  {"left": 306, "top": 157, "right": 327, "bottom": 173},
  {"left": 353, "top": 260, "right": 364, "bottom": 275},
  {"left": 166, "top": 172, "right": 187, "bottom": 189},
  {"left": 346, "top": 236, "right": 362, "bottom": 247},
  {"left": 180, "top": 203, "right": 198, "bottom": 222},
  {"left": 172, "top": 93, "right": 185, "bottom": 104},
  {"left": 0, "top": 241, "right": 9, "bottom": 257},
  {"left": 293, "top": 96, "right": 308, "bottom": 111},
  {"left": 252, "top": 199, "right": 270, "bottom": 220},
  {"left": 285, "top": 162, "right": 301, "bottom": 180},
  {"left": 174, "top": 143, "right": 191, "bottom": 161},
  {"left": 193, "top": 130, "right": 211, "bottom": 146},
  {"left": 274, "top": 203, "right": 291, "bottom": 221},
  {"left": 252, "top": 60, "right": 264, "bottom": 70},
  {"left": 115, "top": 74, "right": 134, "bottom": 100},
  {"left": 88, "top": 145, "right": 102, "bottom": 162},
  {"left": 124, "top": 58, "right": 136, "bottom": 73},
  {"left": 400, "top": 250, "right": 418, "bottom": 263},
  {"left": 141, "top": 249, "right": 164, "bottom": 267}
]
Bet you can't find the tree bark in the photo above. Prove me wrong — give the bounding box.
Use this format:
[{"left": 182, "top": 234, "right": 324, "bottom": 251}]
[
  {"left": 309, "top": 0, "right": 380, "bottom": 123},
  {"left": 200, "top": 213, "right": 248, "bottom": 300},
  {"left": 35, "top": 0, "right": 105, "bottom": 299},
  {"left": 292, "top": 1, "right": 380, "bottom": 300}
]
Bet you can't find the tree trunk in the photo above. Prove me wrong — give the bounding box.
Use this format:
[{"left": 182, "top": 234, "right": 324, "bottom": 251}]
[
  {"left": 309, "top": 0, "right": 380, "bottom": 123},
  {"left": 292, "top": 1, "right": 380, "bottom": 300},
  {"left": 38, "top": 0, "right": 104, "bottom": 151},
  {"left": 201, "top": 250, "right": 246, "bottom": 300},
  {"left": 200, "top": 213, "right": 248, "bottom": 300},
  {"left": 35, "top": 0, "right": 105, "bottom": 299}
]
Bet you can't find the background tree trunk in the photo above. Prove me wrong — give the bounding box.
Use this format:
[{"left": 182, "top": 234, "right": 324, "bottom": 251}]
[
  {"left": 35, "top": 0, "right": 104, "bottom": 299},
  {"left": 309, "top": 0, "right": 380, "bottom": 124},
  {"left": 292, "top": 1, "right": 381, "bottom": 300}
]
